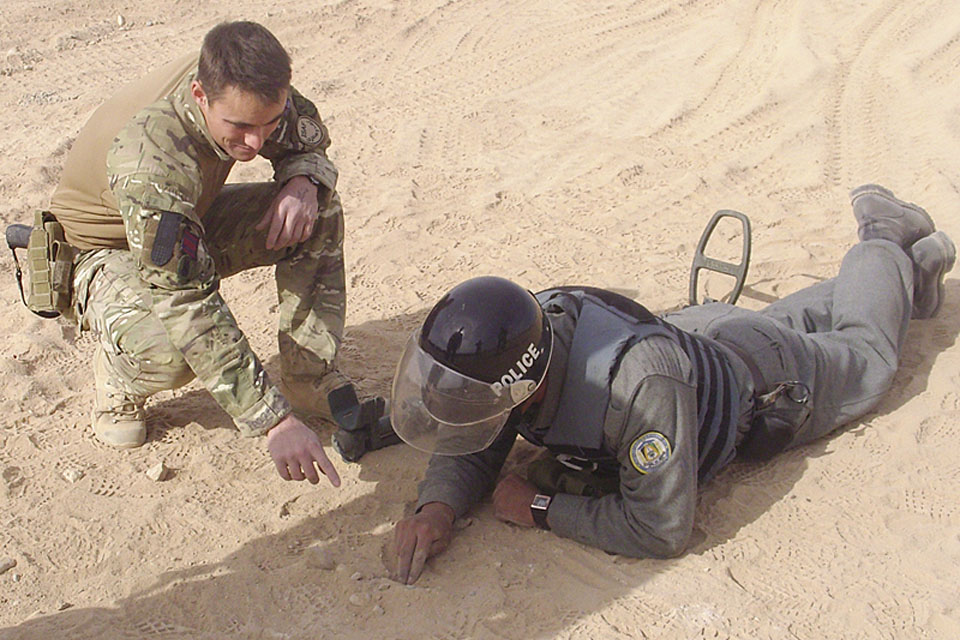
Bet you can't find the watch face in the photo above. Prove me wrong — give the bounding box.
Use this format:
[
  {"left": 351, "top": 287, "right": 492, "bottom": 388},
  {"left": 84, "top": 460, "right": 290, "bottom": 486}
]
[{"left": 531, "top": 494, "right": 551, "bottom": 509}]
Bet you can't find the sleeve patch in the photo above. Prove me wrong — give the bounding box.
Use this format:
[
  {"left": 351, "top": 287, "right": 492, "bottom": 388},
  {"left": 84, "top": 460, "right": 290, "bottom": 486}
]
[
  {"left": 181, "top": 229, "right": 199, "bottom": 259},
  {"left": 296, "top": 116, "right": 323, "bottom": 145},
  {"left": 629, "top": 431, "right": 672, "bottom": 474},
  {"left": 151, "top": 211, "right": 183, "bottom": 266}
]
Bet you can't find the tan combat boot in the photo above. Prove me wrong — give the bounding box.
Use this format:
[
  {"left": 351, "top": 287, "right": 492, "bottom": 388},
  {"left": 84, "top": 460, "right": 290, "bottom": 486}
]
[
  {"left": 92, "top": 347, "right": 147, "bottom": 448},
  {"left": 281, "top": 371, "right": 350, "bottom": 422}
]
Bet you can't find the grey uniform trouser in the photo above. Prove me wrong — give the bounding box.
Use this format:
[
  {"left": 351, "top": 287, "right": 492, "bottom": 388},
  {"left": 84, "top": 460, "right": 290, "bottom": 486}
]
[
  {"left": 72, "top": 182, "right": 346, "bottom": 400},
  {"left": 664, "top": 238, "right": 913, "bottom": 449}
]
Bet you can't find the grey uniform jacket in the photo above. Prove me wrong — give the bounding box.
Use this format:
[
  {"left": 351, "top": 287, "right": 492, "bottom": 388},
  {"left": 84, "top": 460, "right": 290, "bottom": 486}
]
[{"left": 417, "top": 289, "right": 755, "bottom": 558}]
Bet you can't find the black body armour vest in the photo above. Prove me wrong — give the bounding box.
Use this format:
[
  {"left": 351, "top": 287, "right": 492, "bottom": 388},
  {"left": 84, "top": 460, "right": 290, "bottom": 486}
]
[{"left": 517, "top": 287, "right": 741, "bottom": 484}]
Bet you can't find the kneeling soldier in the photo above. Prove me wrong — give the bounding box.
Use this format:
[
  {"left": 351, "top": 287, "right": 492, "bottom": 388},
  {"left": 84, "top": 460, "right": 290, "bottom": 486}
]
[{"left": 43, "top": 21, "right": 345, "bottom": 485}]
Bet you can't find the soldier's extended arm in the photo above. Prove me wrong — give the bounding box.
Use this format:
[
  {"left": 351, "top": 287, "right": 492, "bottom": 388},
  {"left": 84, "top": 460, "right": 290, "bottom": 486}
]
[
  {"left": 108, "top": 109, "right": 290, "bottom": 437},
  {"left": 391, "top": 423, "right": 518, "bottom": 584},
  {"left": 546, "top": 339, "right": 701, "bottom": 558},
  {"left": 416, "top": 423, "right": 520, "bottom": 518}
]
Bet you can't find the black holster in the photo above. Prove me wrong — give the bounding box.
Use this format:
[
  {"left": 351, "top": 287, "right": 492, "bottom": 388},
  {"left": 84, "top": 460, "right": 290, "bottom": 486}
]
[{"left": 738, "top": 380, "right": 811, "bottom": 461}]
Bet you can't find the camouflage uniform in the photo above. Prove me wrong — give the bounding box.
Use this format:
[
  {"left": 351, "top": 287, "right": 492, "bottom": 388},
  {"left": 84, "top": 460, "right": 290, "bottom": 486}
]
[{"left": 54, "top": 55, "right": 344, "bottom": 437}]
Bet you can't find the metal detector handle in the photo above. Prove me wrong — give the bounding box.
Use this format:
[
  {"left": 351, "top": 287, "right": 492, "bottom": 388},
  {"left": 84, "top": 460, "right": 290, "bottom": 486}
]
[
  {"left": 6, "top": 224, "right": 31, "bottom": 250},
  {"left": 689, "top": 210, "right": 751, "bottom": 306},
  {"left": 328, "top": 383, "right": 404, "bottom": 462},
  {"left": 328, "top": 383, "right": 362, "bottom": 431}
]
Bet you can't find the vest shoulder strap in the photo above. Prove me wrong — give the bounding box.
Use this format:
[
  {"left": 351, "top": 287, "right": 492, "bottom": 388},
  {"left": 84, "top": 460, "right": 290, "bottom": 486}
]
[{"left": 539, "top": 290, "right": 672, "bottom": 456}]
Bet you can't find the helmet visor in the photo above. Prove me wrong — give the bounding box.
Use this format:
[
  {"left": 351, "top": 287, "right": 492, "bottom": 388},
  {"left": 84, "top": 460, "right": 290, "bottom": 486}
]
[{"left": 391, "top": 331, "right": 540, "bottom": 455}]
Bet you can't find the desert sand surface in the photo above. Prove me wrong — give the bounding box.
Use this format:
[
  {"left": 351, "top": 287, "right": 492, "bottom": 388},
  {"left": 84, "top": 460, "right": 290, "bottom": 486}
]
[{"left": 1, "top": 1, "right": 958, "bottom": 638}]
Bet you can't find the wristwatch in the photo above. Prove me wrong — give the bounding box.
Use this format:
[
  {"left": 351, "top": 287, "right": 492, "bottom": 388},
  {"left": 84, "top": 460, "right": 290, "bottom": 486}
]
[{"left": 530, "top": 493, "right": 552, "bottom": 530}]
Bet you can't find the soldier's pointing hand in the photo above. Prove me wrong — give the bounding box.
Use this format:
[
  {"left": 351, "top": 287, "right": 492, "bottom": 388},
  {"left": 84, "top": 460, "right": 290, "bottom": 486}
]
[{"left": 266, "top": 414, "right": 341, "bottom": 486}]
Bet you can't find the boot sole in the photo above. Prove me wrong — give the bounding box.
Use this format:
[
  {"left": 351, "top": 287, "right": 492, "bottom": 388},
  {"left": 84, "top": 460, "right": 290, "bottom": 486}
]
[{"left": 924, "top": 231, "right": 957, "bottom": 319}]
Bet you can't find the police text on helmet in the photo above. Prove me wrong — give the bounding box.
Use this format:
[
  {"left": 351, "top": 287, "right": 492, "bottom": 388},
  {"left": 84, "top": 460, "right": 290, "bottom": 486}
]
[{"left": 491, "top": 343, "right": 543, "bottom": 396}]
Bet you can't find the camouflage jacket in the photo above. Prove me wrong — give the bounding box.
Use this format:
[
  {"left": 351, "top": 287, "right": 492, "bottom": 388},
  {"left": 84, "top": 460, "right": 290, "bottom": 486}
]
[{"left": 105, "top": 65, "right": 338, "bottom": 436}]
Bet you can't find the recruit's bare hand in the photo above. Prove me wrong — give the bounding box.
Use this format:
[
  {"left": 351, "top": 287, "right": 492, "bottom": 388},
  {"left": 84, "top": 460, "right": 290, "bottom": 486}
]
[
  {"left": 492, "top": 473, "right": 538, "bottom": 527},
  {"left": 390, "top": 502, "right": 455, "bottom": 585},
  {"left": 266, "top": 414, "right": 341, "bottom": 486},
  {"left": 256, "top": 175, "right": 319, "bottom": 251}
]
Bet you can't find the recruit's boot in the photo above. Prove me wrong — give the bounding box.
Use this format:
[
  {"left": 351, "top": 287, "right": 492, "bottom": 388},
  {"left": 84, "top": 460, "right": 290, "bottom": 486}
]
[
  {"left": 92, "top": 347, "right": 147, "bottom": 448},
  {"left": 281, "top": 370, "right": 350, "bottom": 422},
  {"left": 907, "top": 231, "right": 956, "bottom": 319},
  {"left": 850, "top": 184, "right": 935, "bottom": 248}
]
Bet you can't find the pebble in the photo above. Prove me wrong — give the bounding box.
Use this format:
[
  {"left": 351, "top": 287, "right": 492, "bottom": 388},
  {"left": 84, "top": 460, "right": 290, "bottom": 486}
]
[
  {"left": 61, "top": 468, "right": 84, "bottom": 483},
  {"left": 372, "top": 604, "right": 385, "bottom": 616},
  {"left": 350, "top": 571, "right": 363, "bottom": 581},
  {"left": 304, "top": 547, "right": 336, "bottom": 571},
  {"left": 12, "top": 573, "right": 21, "bottom": 582},
  {"left": 145, "top": 462, "right": 169, "bottom": 482},
  {"left": 116, "top": 15, "right": 126, "bottom": 27},
  {"left": 0, "top": 558, "right": 16, "bottom": 575},
  {"left": 348, "top": 593, "right": 365, "bottom": 606},
  {"left": 57, "top": 602, "right": 72, "bottom": 611},
  {"left": 3, "top": 466, "right": 24, "bottom": 490}
]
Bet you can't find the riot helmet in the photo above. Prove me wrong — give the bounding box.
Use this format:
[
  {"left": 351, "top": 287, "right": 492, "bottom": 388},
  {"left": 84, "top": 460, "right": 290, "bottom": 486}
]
[{"left": 391, "top": 276, "right": 553, "bottom": 455}]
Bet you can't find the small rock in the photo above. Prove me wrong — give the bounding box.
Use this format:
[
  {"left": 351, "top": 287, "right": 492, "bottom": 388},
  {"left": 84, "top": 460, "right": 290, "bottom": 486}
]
[
  {"left": 372, "top": 604, "right": 385, "bottom": 616},
  {"left": 304, "top": 547, "right": 336, "bottom": 571},
  {"left": 61, "top": 468, "right": 84, "bottom": 483},
  {"left": 116, "top": 15, "right": 126, "bottom": 27},
  {"left": 348, "top": 593, "right": 365, "bottom": 606},
  {"left": 3, "top": 466, "right": 25, "bottom": 491},
  {"left": 454, "top": 517, "right": 474, "bottom": 530},
  {"left": 0, "top": 558, "right": 16, "bottom": 574},
  {"left": 11, "top": 573, "right": 21, "bottom": 582},
  {"left": 57, "top": 602, "right": 72, "bottom": 611},
  {"left": 350, "top": 571, "right": 363, "bottom": 581},
  {"left": 145, "top": 462, "right": 169, "bottom": 482},
  {"left": 376, "top": 580, "right": 391, "bottom": 591}
]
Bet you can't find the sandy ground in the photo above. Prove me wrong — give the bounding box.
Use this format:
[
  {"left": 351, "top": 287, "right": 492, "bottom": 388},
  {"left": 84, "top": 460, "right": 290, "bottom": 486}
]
[{"left": 0, "top": 1, "right": 958, "bottom": 638}]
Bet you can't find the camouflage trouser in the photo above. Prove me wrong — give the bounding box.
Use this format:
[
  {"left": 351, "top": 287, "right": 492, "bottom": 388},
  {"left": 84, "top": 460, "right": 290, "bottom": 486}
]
[{"left": 73, "top": 182, "right": 346, "bottom": 400}]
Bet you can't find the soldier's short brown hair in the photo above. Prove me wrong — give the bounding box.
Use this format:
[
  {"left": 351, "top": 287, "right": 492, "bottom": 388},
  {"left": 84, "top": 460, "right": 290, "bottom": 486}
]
[{"left": 198, "top": 21, "right": 291, "bottom": 104}]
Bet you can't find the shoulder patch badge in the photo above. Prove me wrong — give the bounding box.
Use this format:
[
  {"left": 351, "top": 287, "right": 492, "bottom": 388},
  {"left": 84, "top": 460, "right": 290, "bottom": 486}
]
[
  {"left": 151, "top": 211, "right": 182, "bottom": 267},
  {"left": 296, "top": 116, "right": 323, "bottom": 146},
  {"left": 629, "top": 432, "right": 672, "bottom": 474}
]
